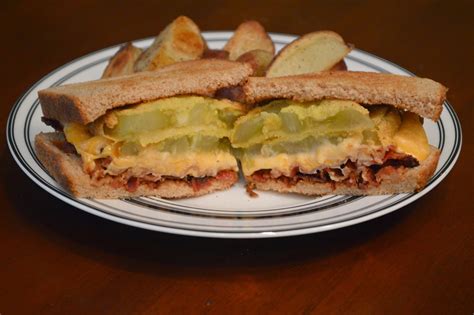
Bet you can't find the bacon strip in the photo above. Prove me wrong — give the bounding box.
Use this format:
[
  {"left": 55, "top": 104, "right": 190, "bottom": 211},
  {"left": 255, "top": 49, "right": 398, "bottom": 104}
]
[
  {"left": 90, "top": 159, "right": 237, "bottom": 193},
  {"left": 251, "top": 150, "right": 419, "bottom": 188}
]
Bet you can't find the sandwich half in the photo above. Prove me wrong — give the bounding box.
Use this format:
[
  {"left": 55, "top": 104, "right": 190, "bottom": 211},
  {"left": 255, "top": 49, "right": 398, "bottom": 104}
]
[
  {"left": 36, "top": 59, "right": 252, "bottom": 198},
  {"left": 233, "top": 71, "right": 447, "bottom": 195}
]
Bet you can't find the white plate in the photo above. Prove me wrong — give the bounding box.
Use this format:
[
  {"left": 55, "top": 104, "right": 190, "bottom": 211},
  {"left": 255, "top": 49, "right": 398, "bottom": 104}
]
[{"left": 7, "top": 32, "right": 462, "bottom": 238}]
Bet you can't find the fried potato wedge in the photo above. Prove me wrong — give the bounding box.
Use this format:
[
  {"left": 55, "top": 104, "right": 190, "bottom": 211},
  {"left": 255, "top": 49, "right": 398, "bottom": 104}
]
[
  {"left": 224, "top": 21, "right": 275, "bottom": 60},
  {"left": 266, "top": 31, "right": 352, "bottom": 77},
  {"left": 134, "top": 16, "right": 206, "bottom": 72},
  {"left": 236, "top": 49, "right": 273, "bottom": 76},
  {"left": 102, "top": 43, "right": 142, "bottom": 78}
]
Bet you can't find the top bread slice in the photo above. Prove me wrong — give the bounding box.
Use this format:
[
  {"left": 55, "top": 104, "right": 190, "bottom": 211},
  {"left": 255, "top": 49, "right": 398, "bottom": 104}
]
[
  {"left": 244, "top": 71, "right": 447, "bottom": 121},
  {"left": 38, "top": 59, "right": 253, "bottom": 125}
]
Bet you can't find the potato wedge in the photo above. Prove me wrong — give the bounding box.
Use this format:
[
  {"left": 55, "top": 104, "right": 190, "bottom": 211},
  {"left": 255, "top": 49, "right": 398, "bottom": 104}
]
[
  {"left": 266, "top": 31, "right": 352, "bottom": 77},
  {"left": 224, "top": 21, "right": 275, "bottom": 60},
  {"left": 236, "top": 49, "right": 273, "bottom": 76},
  {"left": 134, "top": 16, "right": 206, "bottom": 72},
  {"left": 102, "top": 43, "right": 142, "bottom": 78}
]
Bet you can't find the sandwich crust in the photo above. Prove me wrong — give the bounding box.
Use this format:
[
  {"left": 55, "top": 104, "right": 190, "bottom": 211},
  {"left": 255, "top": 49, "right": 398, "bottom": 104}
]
[
  {"left": 35, "top": 132, "right": 238, "bottom": 199},
  {"left": 39, "top": 59, "right": 253, "bottom": 125},
  {"left": 246, "top": 146, "right": 440, "bottom": 195},
  {"left": 244, "top": 71, "right": 447, "bottom": 121}
]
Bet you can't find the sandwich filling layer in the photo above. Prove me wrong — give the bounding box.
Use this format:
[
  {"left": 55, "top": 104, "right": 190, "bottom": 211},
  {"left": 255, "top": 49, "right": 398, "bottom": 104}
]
[
  {"left": 231, "top": 99, "right": 430, "bottom": 186},
  {"left": 63, "top": 96, "right": 244, "bottom": 181}
]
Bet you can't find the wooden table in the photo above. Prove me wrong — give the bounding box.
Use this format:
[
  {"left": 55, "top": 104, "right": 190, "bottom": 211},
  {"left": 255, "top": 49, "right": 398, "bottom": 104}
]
[{"left": 1, "top": 1, "right": 472, "bottom": 314}]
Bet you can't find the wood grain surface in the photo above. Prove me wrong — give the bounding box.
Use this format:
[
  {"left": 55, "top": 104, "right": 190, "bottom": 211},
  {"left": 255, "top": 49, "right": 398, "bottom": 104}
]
[{"left": 1, "top": 1, "right": 473, "bottom": 314}]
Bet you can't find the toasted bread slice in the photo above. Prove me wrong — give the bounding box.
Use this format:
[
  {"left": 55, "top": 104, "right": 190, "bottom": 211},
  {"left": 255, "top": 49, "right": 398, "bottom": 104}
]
[
  {"left": 35, "top": 132, "right": 238, "bottom": 199},
  {"left": 247, "top": 146, "right": 440, "bottom": 195},
  {"left": 224, "top": 21, "right": 275, "bottom": 60},
  {"left": 38, "top": 59, "right": 253, "bottom": 125},
  {"left": 236, "top": 49, "right": 273, "bottom": 76},
  {"left": 244, "top": 71, "right": 447, "bottom": 121},
  {"left": 101, "top": 43, "right": 142, "bottom": 78},
  {"left": 266, "top": 31, "right": 352, "bottom": 77},
  {"left": 133, "top": 16, "right": 206, "bottom": 72}
]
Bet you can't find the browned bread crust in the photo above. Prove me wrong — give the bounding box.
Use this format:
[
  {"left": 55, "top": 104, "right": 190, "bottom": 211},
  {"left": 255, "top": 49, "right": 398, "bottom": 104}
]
[
  {"left": 244, "top": 71, "right": 447, "bottom": 121},
  {"left": 246, "top": 146, "right": 440, "bottom": 195},
  {"left": 35, "top": 132, "right": 238, "bottom": 199},
  {"left": 38, "top": 59, "right": 253, "bottom": 125}
]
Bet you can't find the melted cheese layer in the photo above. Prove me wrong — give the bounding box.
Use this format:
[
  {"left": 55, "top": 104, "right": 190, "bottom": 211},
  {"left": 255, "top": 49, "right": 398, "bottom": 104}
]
[
  {"left": 106, "top": 150, "right": 238, "bottom": 178},
  {"left": 64, "top": 123, "right": 237, "bottom": 178},
  {"left": 371, "top": 107, "right": 430, "bottom": 161},
  {"left": 393, "top": 112, "right": 430, "bottom": 161},
  {"left": 240, "top": 135, "right": 385, "bottom": 176}
]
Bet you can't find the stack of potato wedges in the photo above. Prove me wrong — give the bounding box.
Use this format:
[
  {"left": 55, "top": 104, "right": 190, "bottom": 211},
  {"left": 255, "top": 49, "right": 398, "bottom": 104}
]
[{"left": 102, "top": 16, "right": 353, "bottom": 79}]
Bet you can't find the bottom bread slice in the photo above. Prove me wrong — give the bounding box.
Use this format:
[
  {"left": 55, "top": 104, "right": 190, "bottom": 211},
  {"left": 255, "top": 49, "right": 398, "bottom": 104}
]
[
  {"left": 246, "top": 146, "right": 440, "bottom": 196},
  {"left": 35, "top": 132, "right": 238, "bottom": 199}
]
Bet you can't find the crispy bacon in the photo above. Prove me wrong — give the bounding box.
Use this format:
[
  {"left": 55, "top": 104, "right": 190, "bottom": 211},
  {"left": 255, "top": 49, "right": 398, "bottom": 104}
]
[
  {"left": 189, "top": 170, "right": 238, "bottom": 192},
  {"left": 216, "top": 170, "right": 238, "bottom": 181},
  {"left": 250, "top": 150, "right": 419, "bottom": 188},
  {"left": 89, "top": 160, "right": 237, "bottom": 193},
  {"left": 251, "top": 169, "right": 273, "bottom": 183},
  {"left": 126, "top": 177, "right": 139, "bottom": 192},
  {"left": 190, "top": 176, "right": 210, "bottom": 192},
  {"left": 246, "top": 182, "right": 259, "bottom": 197}
]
